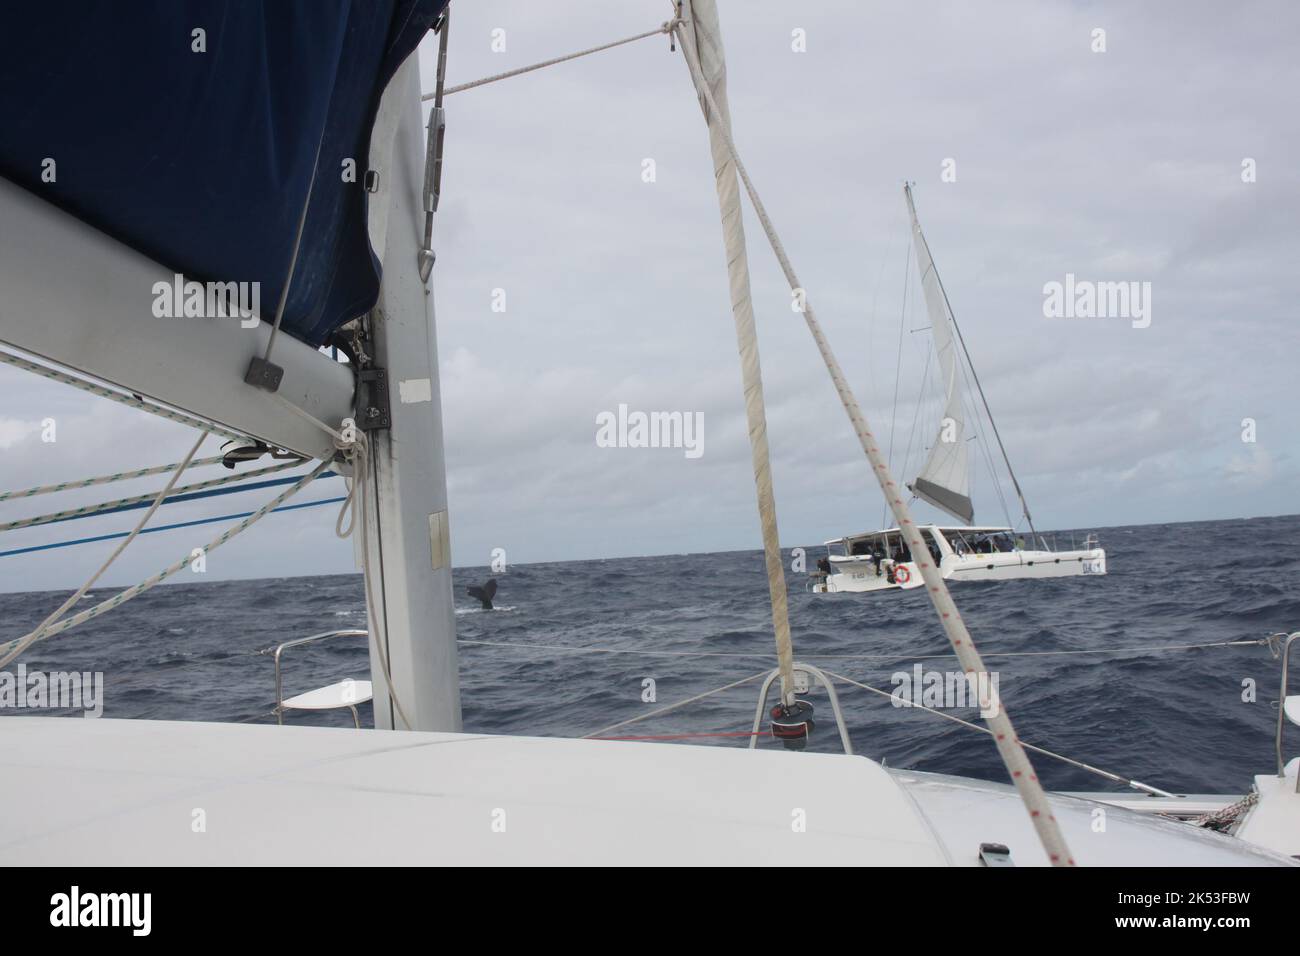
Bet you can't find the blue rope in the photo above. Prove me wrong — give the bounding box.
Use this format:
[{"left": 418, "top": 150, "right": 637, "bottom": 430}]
[
  {"left": 28, "top": 470, "right": 338, "bottom": 528},
  {"left": 0, "top": 497, "right": 348, "bottom": 558}
]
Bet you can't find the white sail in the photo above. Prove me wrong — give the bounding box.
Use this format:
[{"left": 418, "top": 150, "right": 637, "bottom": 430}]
[{"left": 904, "top": 184, "right": 973, "bottom": 524}]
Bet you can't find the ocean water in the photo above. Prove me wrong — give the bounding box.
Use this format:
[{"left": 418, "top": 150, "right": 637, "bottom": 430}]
[{"left": 2, "top": 514, "right": 1298, "bottom": 795}]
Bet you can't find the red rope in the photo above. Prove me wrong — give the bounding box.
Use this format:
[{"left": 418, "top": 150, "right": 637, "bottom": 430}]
[{"left": 591, "top": 730, "right": 764, "bottom": 742}]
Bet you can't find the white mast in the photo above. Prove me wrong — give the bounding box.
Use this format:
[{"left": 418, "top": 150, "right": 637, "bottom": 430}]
[{"left": 356, "top": 52, "right": 461, "bottom": 732}]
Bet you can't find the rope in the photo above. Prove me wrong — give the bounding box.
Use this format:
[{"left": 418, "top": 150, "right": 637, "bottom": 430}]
[
  {"left": 0, "top": 455, "right": 229, "bottom": 502},
  {"left": 0, "top": 460, "right": 307, "bottom": 533},
  {"left": 422, "top": 20, "right": 678, "bottom": 100},
  {"left": 0, "top": 350, "right": 249, "bottom": 443},
  {"left": 582, "top": 671, "right": 768, "bottom": 739},
  {"left": 0, "top": 459, "right": 332, "bottom": 665},
  {"left": 1191, "top": 791, "right": 1258, "bottom": 829},
  {"left": 0, "top": 496, "right": 347, "bottom": 559},
  {"left": 823, "top": 670, "right": 1177, "bottom": 798},
  {"left": 349, "top": 432, "right": 413, "bottom": 732},
  {"left": 674, "top": 3, "right": 1075, "bottom": 865},
  {"left": 0, "top": 431, "right": 209, "bottom": 668},
  {"left": 675, "top": 8, "right": 795, "bottom": 706},
  {"left": 592, "top": 729, "right": 764, "bottom": 742}
]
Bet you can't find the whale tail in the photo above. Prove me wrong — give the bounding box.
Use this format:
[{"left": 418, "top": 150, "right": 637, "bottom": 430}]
[{"left": 466, "top": 578, "right": 498, "bottom": 610}]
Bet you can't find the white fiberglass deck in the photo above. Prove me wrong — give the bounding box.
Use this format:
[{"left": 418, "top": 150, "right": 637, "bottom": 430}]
[
  {"left": 1, "top": 717, "right": 1292, "bottom": 866},
  {"left": 0, "top": 717, "right": 945, "bottom": 866}
]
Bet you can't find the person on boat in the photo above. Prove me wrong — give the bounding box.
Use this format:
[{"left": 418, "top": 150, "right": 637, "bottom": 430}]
[{"left": 871, "top": 542, "right": 885, "bottom": 576}]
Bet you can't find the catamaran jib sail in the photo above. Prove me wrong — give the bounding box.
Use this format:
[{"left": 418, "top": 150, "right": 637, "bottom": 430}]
[{"left": 904, "top": 184, "right": 973, "bottom": 524}]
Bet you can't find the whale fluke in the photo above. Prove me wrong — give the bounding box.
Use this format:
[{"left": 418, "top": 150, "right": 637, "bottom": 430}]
[{"left": 467, "top": 578, "right": 498, "bottom": 610}]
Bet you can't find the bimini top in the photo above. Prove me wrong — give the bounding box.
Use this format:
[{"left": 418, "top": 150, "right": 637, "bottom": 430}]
[
  {"left": 825, "top": 526, "right": 1013, "bottom": 546},
  {"left": 0, "top": 0, "right": 446, "bottom": 348}
]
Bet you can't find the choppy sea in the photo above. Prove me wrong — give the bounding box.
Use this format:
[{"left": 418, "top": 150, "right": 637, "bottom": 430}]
[{"left": 3, "top": 514, "right": 1298, "bottom": 795}]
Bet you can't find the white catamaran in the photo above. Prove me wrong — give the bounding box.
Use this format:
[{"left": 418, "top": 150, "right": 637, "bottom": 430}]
[
  {"left": 814, "top": 185, "right": 1106, "bottom": 595},
  {"left": 0, "top": 1, "right": 1295, "bottom": 869}
]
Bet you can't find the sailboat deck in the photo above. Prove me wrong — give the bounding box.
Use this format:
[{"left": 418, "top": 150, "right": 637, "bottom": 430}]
[{"left": 0, "top": 717, "right": 947, "bottom": 866}]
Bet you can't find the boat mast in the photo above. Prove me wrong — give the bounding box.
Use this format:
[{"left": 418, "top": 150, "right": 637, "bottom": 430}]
[
  {"left": 353, "top": 49, "right": 461, "bottom": 731},
  {"left": 903, "top": 183, "right": 1037, "bottom": 539}
]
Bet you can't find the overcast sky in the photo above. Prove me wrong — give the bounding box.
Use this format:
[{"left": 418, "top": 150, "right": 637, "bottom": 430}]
[{"left": 2, "top": 0, "right": 1297, "bottom": 592}]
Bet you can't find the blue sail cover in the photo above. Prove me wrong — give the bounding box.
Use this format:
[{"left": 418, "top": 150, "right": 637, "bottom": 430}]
[{"left": 0, "top": 1, "right": 447, "bottom": 347}]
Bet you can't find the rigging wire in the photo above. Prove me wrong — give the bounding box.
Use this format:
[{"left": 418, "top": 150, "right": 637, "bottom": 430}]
[
  {"left": 582, "top": 670, "right": 768, "bottom": 739},
  {"left": 420, "top": 20, "right": 680, "bottom": 100},
  {"left": 458, "top": 636, "right": 1273, "bottom": 663},
  {"left": 883, "top": 241, "right": 912, "bottom": 529},
  {"left": 824, "top": 669, "right": 1177, "bottom": 798}
]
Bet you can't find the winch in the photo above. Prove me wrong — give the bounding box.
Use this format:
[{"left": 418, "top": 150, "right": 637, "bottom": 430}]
[{"left": 769, "top": 700, "right": 815, "bottom": 751}]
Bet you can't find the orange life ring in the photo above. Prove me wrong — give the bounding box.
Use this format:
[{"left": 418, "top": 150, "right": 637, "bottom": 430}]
[{"left": 895, "top": 566, "right": 911, "bottom": 585}]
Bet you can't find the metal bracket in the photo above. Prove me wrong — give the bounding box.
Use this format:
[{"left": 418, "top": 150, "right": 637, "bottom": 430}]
[
  {"left": 418, "top": 105, "right": 445, "bottom": 282},
  {"left": 357, "top": 367, "right": 391, "bottom": 431},
  {"left": 243, "top": 355, "right": 284, "bottom": 392}
]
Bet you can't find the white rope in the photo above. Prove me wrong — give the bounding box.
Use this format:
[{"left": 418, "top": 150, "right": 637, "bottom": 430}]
[
  {"left": 1192, "top": 790, "right": 1258, "bottom": 829},
  {"left": 0, "top": 458, "right": 332, "bottom": 665},
  {"left": 0, "top": 350, "right": 249, "bottom": 443},
  {"left": 0, "top": 431, "right": 210, "bottom": 668},
  {"left": 0, "top": 455, "right": 229, "bottom": 502},
  {"left": 421, "top": 20, "right": 678, "bottom": 100},
  {"left": 582, "top": 671, "right": 768, "bottom": 739},
  {"left": 0, "top": 459, "right": 302, "bottom": 533},
  {"left": 823, "top": 670, "right": 1177, "bottom": 798},
  {"left": 674, "top": 1, "right": 1075, "bottom": 865},
  {"left": 676, "top": 6, "right": 795, "bottom": 706}
]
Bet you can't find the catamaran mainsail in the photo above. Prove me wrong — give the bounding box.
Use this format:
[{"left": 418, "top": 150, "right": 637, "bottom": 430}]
[{"left": 813, "top": 184, "right": 1106, "bottom": 595}]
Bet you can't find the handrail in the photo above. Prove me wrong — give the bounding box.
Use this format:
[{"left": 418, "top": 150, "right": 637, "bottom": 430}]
[
  {"left": 748, "top": 662, "right": 854, "bottom": 755},
  {"left": 1275, "top": 632, "right": 1300, "bottom": 778},
  {"left": 272, "top": 629, "right": 368, "bottom": 725}
]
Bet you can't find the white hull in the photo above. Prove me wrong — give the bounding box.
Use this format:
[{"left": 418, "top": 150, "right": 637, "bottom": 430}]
[{"left": 815, "top": 548, "right": 1106, "bottom": 593}]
